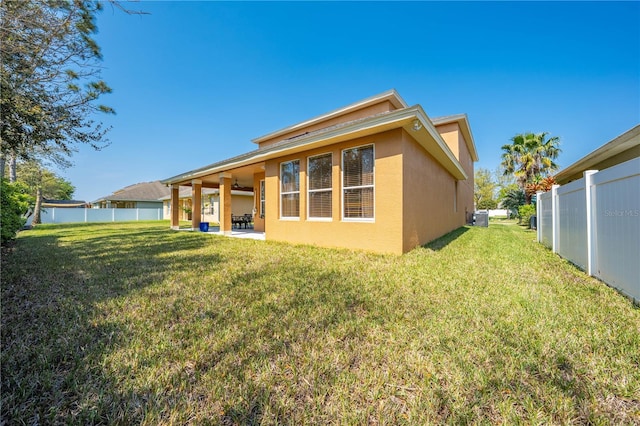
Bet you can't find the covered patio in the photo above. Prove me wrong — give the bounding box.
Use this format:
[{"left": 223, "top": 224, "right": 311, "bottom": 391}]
[{"left": 163, "top": 160, "right": 266, "bottom": 235}]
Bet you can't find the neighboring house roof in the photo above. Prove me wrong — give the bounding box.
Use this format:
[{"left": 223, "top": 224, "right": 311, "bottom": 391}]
[
  {"left": 158, "top": 188, "right": 253, "bottom": 201},
  {"left": 161, "top": 91, "right": 476, "bottom": 185},
  {"left": 42, "top": 199, "right": 87, "bottom": 208},
  {"left": 555, "top": 124, "right": 640, "bottom": 184},
  {"left": 93, "top": 180, "right": 170, "bottom": 203}
]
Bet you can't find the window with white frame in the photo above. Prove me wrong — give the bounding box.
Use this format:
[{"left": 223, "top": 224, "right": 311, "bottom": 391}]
[
  {"left": 280, "top": 160, "right": 300, "bottom": 218},
  {"left": 342, "top": 144, "right": 374, "bottom": 220},
  {"left": 307, "top": 153, "right": 332, "bottom": 219},
  {"left": 260, "top": 180, "right": 265, "bottom": 219}
]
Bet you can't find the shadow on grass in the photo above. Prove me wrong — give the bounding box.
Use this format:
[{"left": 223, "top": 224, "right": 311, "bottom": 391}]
[
  {"left": 1, "top": 223, "right": 371, "bottom": 424},
  {"left": 1, "top": 224, "right": 226, "bottom": 423},
  {"left": 422, "top": 226, "right": 470, "bottom": 251}
]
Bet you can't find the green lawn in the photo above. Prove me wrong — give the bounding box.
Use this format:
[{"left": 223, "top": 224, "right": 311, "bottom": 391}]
[{"left": 2, "top": 221, "right": 639, "bottom": 425}]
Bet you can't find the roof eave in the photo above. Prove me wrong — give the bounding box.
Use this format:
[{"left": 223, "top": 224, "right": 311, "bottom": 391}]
[
  {"left": 431, "top": 114, "right": 479, "bottom": 162},
  {"left": 555, "top": 124, "right": 640, "bottom": 183}
]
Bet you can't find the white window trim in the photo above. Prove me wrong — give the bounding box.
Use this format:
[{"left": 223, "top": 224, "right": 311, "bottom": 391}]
[
  {"left": 307, "top": 152, "right": 333, "bottom": 221},
  {"left": 280, "top": 159, "right": 300, "bottom": 219},
  {"left": 341, "top": 143, "right": 375, "bottom": 222}
]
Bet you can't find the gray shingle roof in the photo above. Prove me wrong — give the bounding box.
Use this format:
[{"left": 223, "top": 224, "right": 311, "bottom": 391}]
[{"left": 94, "top": 181, "right": 170, "bottom": 203}]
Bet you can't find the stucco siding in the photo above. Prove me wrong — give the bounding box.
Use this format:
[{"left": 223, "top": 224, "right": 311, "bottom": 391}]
[
  {"left": 253, "top": 172, "right": 266, "bottom": 232},
  {"left": 401, "top": 130, "right": 467, "bottom": 252},
  {"left": 265, "top": 129, "right": 404, "bottom": 254},
  {"left": 435, "top": 122, "right": 474, "bottom": 219}
]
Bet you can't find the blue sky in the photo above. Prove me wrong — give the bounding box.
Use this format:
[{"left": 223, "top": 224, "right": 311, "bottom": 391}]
[{"left": 59, "top": 1, "right": 639, "bottom": 202}]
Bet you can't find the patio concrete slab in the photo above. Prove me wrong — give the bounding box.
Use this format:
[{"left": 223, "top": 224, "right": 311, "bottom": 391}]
[{"left": 179, "top": 226, "right": 265, "bottom": 240}]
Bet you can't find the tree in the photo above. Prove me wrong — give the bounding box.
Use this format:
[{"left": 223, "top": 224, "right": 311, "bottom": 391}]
[
  {"left": 525, "top": 175, "right": 557, "bottom": 200},
  {"left": 474, "top": 168, "right": 497, "bottom": 209},
  {"left": 477, "top": 198, "right": 498, "bottom": 210},
  {"left": 500, "top": 187, "right": 526, "bottom": 218},
  {"left": 500, "top": 132, "right": 561, "bottom": 204},
  {"left": 0, "top": 0, "right": 115, "bottom": 169},
  {"left": 11, "top": 160, "right": 76, "bottom": 225}
]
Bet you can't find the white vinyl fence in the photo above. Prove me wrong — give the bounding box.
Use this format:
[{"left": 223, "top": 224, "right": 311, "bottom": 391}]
[
  {"left": 537, "top": 157, "right": 640, "bottom": 302},
  {"left": 26, "top": 208, "right": 163, "bottom": 226}
]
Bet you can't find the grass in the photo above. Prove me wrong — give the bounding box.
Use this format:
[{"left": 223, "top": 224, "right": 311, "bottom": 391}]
[{"left": 2, "top": 221, "right": 639, "bottom": 425}]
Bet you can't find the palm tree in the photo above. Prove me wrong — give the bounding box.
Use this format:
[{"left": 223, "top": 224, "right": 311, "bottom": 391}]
[{"left": 501, "top": 132, "right": 561, "bottom": 204}]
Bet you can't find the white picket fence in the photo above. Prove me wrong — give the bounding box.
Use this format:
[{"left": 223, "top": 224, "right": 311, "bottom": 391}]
[
  {"left": 26, "top": 208, "right": 163, "bottom": 226},
  {"left": 537, "top": 157, "right": 640, "bottom": 302}
]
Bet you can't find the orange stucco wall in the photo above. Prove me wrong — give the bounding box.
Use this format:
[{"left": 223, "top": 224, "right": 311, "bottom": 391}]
[
  {"left": 257, "top": 100, "right": 398, "bottom": 149},
  {"left": 435, "top": 122, "right": 474, "bottom": 220},
  {"left": 253, "top": 172, "right": 266, "bottom": 232},
  {"left": 401, "top": 129, "right": 472, "bottom": 252},
  {"left": 264, "top": 129, "right": 405, "bottom": 254},
  {"left": 262, "top": 125, "right": 475, "bottom": 254}
]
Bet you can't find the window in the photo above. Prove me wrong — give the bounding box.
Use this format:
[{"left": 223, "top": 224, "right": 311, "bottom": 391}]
[
  {"left": 260, "top": 180, "right": 265, "bottom": 219},
  {"left": 280, "top": 160, "right": 300, "bottom": 218},
  {"left": 307, "top": 153, "right": 332, "bottom": 219},
  {"left": 342, "top": 145, "right": 374, "bottom": 220}
]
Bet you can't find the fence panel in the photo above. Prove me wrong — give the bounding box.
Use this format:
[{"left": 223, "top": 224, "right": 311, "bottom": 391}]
[
  {"left": 538, "top": 191, "right": 553, "bottom": 248},
  {"left": 590, "top": 158, "right": 640, "bottom": 301},
  {"left": 538, "top": 157, "right": 639, "bottom": 302},
  {"left": 37, "top": 208, "right": 163, "bottom": 224},
  {"left": 556, "top": 178, "right": 588, "bottom": 270},
  {"left": 87, "top": 209, "right": 114, "bottom": 222},
  {"left": 43, "top": 208, "right": 85, "bottom": 223}
]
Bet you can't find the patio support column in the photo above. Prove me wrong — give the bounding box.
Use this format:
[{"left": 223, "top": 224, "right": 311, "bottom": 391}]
[
  {"left": 219, "top": 172, "right": 232, "bottom": 235},
  {"left": 191, "top": 179, "right": 202, "bottom": 230},
  {"left": 170, "top": 184, "right": 180, "bottom": 229}
]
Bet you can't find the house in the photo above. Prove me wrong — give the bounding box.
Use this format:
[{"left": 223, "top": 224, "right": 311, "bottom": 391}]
[
  {"left": 161, "top": 90, "right": 478, "bottom": 254},
  {"left": 555, "top": 124, "right": 640, "bottom": 185},
  {"left": 93, "top": 181, "right": 170, "bottom": 209},
  {"left": 159, "top": 187, "right": 254, "bottom": 223}
]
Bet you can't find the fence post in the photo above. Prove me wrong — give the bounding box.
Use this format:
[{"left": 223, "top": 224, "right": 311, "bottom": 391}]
[
  {"left": 551, "top": 184, "right": 560, "bottom": 253},
  {"left": 112, "top": 208, "right": 115, "bottom": 222},
  {"left": 52, "top": 207, "right": 55, "bottom": 223},
  {"left": 584, "top": 170, "right": 598, "bottom": 276},
  {"left": 84, "top": 207, "right": 88, "bottom": 223},
  {"left": 536, "top": 191, "right": 543, "bottom": 242},
  {"left": 136, "top": 208, "right": 139, "bottom": 221}
]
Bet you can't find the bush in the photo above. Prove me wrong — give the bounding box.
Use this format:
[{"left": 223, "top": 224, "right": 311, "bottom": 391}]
[
  {"left": 1, "top": 179, "right": 30, "bottom": 244},
  {"left": 500, "top": 188, "right": 525, "bottom": 218},
  {"left": 518, "top": 204, "right": 537, "bottom": 228},
  {"left": 477, "top": 198, "right": 498, "bottom": 210}
]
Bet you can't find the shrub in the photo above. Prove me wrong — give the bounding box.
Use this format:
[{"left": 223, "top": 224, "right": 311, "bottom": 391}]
[
  {"left": 518, "top": 204, "right": 537, "bottom": 228},
  {"left": 1, "top": 179, "right": 30, "bottom": 244},
  {"left": 500, "top": 188, "right": 525, "bottom": 218},
  {"left": 477, "top": 198, "right": 498, "bottom": 210}
]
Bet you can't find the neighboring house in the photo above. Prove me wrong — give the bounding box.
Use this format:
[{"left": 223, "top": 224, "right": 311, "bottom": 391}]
[
  {"left": 93, "top": 181, "right": 170, "bottom": 209},
  {"left": 42, "top": 199, "right": 88, "bottom": 208},
  {"left": 555, "top": 124, "right": 640, "bottom": 185},
  {"left": 161, "top": 90, "right": 478, "bottom": 254},
  {"left": 159, "top": 187, "right": 254, "bottom": 223}
]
